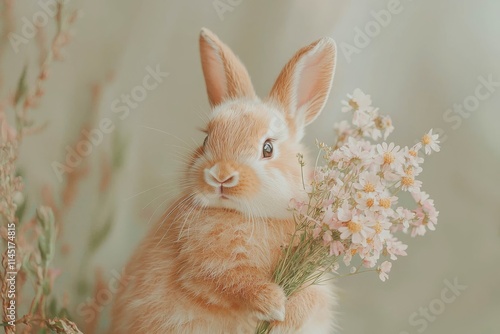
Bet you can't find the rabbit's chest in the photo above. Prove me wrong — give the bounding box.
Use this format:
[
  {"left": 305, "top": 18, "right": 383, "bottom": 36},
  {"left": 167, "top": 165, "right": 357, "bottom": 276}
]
[{"left": 179, "top": 214, "right": 285, "bottom": 270}]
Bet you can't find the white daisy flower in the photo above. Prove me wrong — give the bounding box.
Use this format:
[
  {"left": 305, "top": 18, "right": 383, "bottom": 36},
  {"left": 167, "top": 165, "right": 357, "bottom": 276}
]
[
  {"left": 354, "top": 171, "right": 384, "bottom": 194},
  {"left": 421, "top": 129, "right": 440, "bottom": 155},
  {"left": 376, "top": 142, "right": 404, "bottom": 169},
  {"left": 338, "top": 214, "right": 374, "bottom": 246},
  {"left": 341, "top": 88, "right": 373, "bottom": 113}
]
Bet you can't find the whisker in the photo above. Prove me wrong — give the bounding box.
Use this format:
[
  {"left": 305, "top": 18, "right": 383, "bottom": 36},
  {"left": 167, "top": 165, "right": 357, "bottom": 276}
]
[
  {"left": 141, "top": 124, "right": 196, "bottom": 149},
  {"left": 156, "top": 194, "right": 202, "bottom": 247},
  {"left": 147, "top": 196, "right": 174, "bottom": 226},
  {"left": 154, "top": 193, "right": 196, "bottom": 240},
  {"left": 124, "top": 181, "right": 172, "bottom": 201}
]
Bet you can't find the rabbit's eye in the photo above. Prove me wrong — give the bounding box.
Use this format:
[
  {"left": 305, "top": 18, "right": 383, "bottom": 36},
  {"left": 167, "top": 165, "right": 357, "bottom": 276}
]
[
  {"left": 203, "top": 136, "right": 208, "bottom": 148},
  {"left": 263, "top": 140, "right": 273, "bottom": 158}
]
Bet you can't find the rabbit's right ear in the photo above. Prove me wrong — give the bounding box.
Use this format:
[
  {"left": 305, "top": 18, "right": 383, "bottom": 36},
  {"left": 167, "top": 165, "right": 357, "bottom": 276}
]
[
  {"left": 268, "top": 38, "right": 336, "bottom": 133},
  {"left": 199, "top": 28, "right": 256, "bottom": 108}
]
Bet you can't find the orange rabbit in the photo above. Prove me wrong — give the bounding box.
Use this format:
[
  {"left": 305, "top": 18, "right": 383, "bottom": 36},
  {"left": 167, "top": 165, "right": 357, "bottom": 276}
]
[{"left": 111, "top": 28, "right": 338, "bottom": 333}]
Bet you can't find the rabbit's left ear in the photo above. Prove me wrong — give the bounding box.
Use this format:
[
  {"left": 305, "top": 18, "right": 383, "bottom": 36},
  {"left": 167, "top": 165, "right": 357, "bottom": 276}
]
[
  {"left": 268, "top": 38, "right": 336, "bottom": 128},
  {"left": 199, "top": 28, "right": 256, "bottom": 108}
]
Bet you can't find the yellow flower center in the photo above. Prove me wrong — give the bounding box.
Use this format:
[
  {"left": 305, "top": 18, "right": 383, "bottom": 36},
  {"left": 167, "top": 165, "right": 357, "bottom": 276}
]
[
  {"left": 349, "top": 99, "right": 359, "bottom": 110},
  {"left": 405, "top": 166, "right": 413, "bottom": 176},
  {"left": 409, "top": 150, "right": 417, "bottom": 157},
  {"left": 401, "top": 176, "right": 414, "bottom": 186},
  {"left": 383, "top": 152, "right": 395, "bottom": 164},
  {"left": 422, "top": 134, "right": 431, "bottom": 145},
  {"left": 366, "top": 238, "right": 374, "bottom": 245},
  {"left": 379, "top": 198, "right": 391, "bottom": 209},
  {"left": 374, "top": 222, "right": 382, "bottom": 234},
  {"left": 351, "top": 248, "right": 358, "bottom": 255},
  {"left": 348, "top": 221, "right": 362, "bottom": 233},
  {"left": 363, "top": 182, "right": 375, "bottom": 192},
  {"left": 366, "top": 198, "right": 374, "bottom": 207}
]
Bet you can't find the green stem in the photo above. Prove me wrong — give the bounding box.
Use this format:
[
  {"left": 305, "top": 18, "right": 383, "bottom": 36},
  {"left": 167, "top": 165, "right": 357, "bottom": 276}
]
[{"left": 255, "top": 320, "right": 272, "bottom": 334}]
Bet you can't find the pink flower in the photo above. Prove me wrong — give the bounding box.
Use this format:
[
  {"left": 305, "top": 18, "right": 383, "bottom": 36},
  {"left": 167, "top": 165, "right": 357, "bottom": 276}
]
[
  {"left": 411, "top": 203, "right": 438, "bottom": 237},
  {"left": 362, "top": 256, "right": 378, "bottom": 268},
  {"left": 412, "top": 190, "right": 429, "bottom": 204},
  {"left": 330, "top": 241, "right": 345, "bottom": 256},
  {"left": 394, "top": 207, "right": 416, "bottom": 231},
  {"left": 332, "top": 137, "right": 374, "bottom": 169},
  {"left": 323, "top": 230, "right": 333, "bottom": 244},
  {"left": 0, "top": 117, "right": 17, "bottom": 143},
  {"left": 337, "top": 202, "right": 353, "bottom": 222},
  {"left": 290, "top": 198, "right": 307, "bottom": 215},
  {"left": 410, "top": 217, "right": 427, "bottom": 237},
  {"left": 378, "top": 167, "right": 399, "bottom": 182},
  {"left": 385, "top": 237, "right": 408, "bottom": 260},
  {"left": 352, "top": 109, "right": 373, "bottom": 128},
  {"left": 379, "top": 115, "right": 394, "bottom": 140},
  {"left": 313, "top": 225, "right": 323, "bottom": 239},
  {"left": 378, "top": 261, "right": 392, "bottom": 282},
  {"left": 333, "top": 120, "right": 352, "bottom": 135},
  {"left": 364, "top": 126, "right": 382, "bottom": 141},
  {"left": 330, "top": 180, "right": 349, "bottom": 202},
  {"left": 323, "top": 206, "right": 340, "bottom": 228},
  {"left": 343, "top": 248, "right": 354, "bottom": 266}
]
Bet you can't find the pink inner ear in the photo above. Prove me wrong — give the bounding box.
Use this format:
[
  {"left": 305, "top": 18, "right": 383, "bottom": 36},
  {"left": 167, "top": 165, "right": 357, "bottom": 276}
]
[
  {"left": 199, "top": 29, "right": 256, "bottom": 108},
  {"left": 295, "top": 47, "right": 333, "bottom": 123},
  {"left": 200, "top": 34, "right": 228, "bottom": 107},
  {"left": 201, "top": 52, "right": 227, "bottom": 107}
]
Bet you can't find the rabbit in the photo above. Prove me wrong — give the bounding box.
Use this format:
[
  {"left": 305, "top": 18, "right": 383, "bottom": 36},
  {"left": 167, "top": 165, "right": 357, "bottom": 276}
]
[{"left": 110, "top": 28, "right": 338, "bottom": 334}]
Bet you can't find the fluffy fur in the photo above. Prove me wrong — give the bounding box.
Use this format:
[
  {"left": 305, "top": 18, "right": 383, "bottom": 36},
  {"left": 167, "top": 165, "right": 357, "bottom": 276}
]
[{"left": 111, "top": 28, "right": 337, "bottom": 333}]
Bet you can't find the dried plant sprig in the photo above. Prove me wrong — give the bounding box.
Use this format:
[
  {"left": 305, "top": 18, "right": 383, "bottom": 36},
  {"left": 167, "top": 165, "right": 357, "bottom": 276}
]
[
  {"left": 0, "top": 2, "right": 83, "bottom": 333},
  {"left": 256, "top": 89, "right": 440, "bottom": 333},
  {"left": 0, "top": 122, "right": 22, "bottom": 334},
  {"left": 45, "top": 317, "right": 83, "bottom": 334},
  {"left": 3, "top": 314, "right": 82, "bottom": 334},
  {"left": 26, "top": 206, "right": 56, "bottom": 319},
  {"left": 13, "top": 3, "right": 79, "bottom": 140},
  {"left": 0, "top": 0, "right": 15, "bottom": 92}
]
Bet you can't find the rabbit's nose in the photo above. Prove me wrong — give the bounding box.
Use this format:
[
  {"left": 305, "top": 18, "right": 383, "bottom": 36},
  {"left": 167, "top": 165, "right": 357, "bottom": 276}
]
[{"left": 204, "top": 164, "right": 239, "bottom": 188}]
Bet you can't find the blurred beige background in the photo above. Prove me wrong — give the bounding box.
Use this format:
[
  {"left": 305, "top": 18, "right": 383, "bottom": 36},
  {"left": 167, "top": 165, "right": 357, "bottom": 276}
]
[{"left": 3, "top": 0, "right": 500, "bottom": 333}]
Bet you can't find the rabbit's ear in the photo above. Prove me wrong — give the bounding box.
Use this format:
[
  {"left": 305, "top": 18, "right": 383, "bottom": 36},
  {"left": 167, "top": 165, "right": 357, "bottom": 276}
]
[
  {"left": 199, "top": 28, "right": 256, "bottom": 108},
  {"left": 268, "top": 38, "right": 336, "bottom": 128}
]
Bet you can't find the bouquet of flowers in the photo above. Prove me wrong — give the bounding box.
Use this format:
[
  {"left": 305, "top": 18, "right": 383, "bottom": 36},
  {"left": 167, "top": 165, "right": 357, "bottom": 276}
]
[{"left": 256, "top": 89, "right": 440, "bottom": 333}]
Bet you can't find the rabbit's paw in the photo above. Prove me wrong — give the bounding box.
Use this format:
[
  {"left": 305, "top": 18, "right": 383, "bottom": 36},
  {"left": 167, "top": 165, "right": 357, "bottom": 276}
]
[
  {"left": 269, "top": 286, "right": 326, "bottom": 333},
  {"left": 252, "top": 283, "right": 287, "bottom": 322}
]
